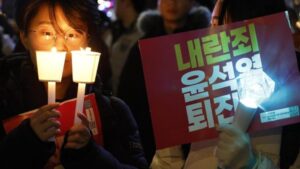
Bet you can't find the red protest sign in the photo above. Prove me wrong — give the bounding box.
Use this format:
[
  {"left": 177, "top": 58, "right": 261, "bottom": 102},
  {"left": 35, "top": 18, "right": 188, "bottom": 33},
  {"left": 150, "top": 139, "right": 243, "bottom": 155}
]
[{"left": 139, "top": 12, "right": 300, "bottom": 149}]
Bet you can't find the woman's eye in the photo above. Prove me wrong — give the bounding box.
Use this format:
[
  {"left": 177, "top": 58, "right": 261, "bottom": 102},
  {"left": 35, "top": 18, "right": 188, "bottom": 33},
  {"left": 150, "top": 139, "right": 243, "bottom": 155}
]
[
  {"left": 41, "top": 30, "right": 54, "bottom": 37},
  {"left": 67, "top": 33, "right": 77, "bottom": 39}
]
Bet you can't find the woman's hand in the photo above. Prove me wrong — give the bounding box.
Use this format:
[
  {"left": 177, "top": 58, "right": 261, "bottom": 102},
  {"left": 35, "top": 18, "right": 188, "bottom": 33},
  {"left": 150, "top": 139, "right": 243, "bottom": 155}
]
[
  {"left": 30, "top": 103, "right": 61, "bottom": 142},
  {"left": 64, "top": 113, "right": 91, "bottom": 149}
]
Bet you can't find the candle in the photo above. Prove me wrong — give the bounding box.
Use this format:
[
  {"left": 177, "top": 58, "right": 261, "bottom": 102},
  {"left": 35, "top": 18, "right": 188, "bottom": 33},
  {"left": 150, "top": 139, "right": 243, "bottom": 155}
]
[
  {"left": 36, "top": 47, "right": 66, "bottom": 141},
  {"left": 72, "top": 47, "right": 101, "bottom": 124},
  {"left": 36, "top": 47, "right": 66, "bottom": 104},
  {"left": 48, "top": 82, "right": 56, "bottom": 104},
  {"left": 74, "top": 83, "right": 86, "bottom": 124}
]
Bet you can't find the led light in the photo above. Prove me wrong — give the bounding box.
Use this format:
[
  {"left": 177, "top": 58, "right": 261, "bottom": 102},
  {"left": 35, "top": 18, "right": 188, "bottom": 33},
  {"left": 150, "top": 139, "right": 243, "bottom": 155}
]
[
  {"left": 237, "top": 69, "right": 275, "bottom": 108},
  {"left": 233, "top": 69, "right": 275, "bottom": 131}
]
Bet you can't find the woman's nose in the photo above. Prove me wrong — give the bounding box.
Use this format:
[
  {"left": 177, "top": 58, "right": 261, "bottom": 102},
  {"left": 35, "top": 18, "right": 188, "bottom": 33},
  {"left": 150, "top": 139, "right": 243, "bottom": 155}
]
[{"left": 54, "top": 35, "right": 67, "bottom": 50}]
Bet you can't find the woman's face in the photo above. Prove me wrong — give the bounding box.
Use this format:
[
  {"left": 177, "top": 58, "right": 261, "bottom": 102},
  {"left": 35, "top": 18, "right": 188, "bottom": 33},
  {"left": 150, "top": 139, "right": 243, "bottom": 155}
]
[{"left": 20, "top": 3, "right": 88, "bottom": 78}]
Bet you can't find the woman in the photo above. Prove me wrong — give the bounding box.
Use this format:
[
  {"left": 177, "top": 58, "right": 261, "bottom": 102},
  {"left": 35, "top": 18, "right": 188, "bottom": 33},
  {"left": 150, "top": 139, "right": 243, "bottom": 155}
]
[{"left": 0, "top": 0, "right": 147, "bottom": 169}]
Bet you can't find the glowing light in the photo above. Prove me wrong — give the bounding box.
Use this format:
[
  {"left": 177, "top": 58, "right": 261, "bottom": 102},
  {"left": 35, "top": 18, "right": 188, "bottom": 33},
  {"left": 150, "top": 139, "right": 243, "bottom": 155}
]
[
  {"left": 71, "top": 47, "right": 101, "bottom": 124},
  {"left": 237, "top": 69, "right": 275, "bottom": 108},
  {"left": 36, "top": 47, "right": 66, "bottom": 82},
  {"left": 107, "top": 11, "right": 113, "bottom": 18},
  {"left": 296, "top": 20, "right": 300, "bottom": 29},
  {"left": 97, "top": 0, "right": 113, "bottom": 11},
  {"left": 71, "top": 47, "right": 101, "bottom": 83}
]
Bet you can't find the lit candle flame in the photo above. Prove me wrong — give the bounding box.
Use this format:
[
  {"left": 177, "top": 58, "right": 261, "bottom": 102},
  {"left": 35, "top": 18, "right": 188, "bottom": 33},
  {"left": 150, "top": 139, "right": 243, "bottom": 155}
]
[
  {"left": 80, "top": 47, "right": 91, "bottom": 52},
  {"left": 51, "top": 47, "right": 57, "bottom": 52}
]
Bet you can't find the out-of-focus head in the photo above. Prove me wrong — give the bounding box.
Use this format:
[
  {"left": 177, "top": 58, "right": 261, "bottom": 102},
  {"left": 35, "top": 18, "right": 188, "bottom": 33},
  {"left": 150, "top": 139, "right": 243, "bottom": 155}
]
[
  {"left": 158, "top": 0, "right": 194, "bottom": 23},
  {"left": 115, "top": 0, "right": 146, "bottom": 19},
  {"left": 212, "top": 0, "right": 286, "bottom": 26},
  {"left": 15, "top": 0, "right": 101, "bottom": 78}
]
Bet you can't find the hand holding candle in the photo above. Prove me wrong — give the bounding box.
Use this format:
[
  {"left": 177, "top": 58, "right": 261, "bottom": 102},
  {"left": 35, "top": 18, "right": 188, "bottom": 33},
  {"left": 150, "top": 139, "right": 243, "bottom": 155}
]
[
  {"left": 36, "top": 47, "right": 66, "bottom": 141},
  {"left": 72, "top": 47, "right": 101, "bottom": 124}
]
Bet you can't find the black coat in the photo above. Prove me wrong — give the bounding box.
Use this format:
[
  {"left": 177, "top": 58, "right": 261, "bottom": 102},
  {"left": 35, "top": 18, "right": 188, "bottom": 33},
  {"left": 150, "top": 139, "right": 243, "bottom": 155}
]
[
  {"left": 0, "top": 53, "right": 148, "bottom": 169},
  {"left": 279, "top": 51, "right": 300, "bottom": 169}
]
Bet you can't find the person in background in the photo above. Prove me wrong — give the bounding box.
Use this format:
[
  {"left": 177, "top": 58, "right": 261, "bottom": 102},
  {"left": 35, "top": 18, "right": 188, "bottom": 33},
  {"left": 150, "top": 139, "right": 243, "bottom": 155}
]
[
  {"left": 102, "top": 0, "right": 147, "bottom": 98},
  {"left": 0, "top": 12, "right": 17, "bottom": 57},
  {"left": 0, "top": 0, "right": 147, "bottom": 169},
  {"left": 281, "top": 2, "right": 300, "bottom": 167},
  {"left": 118, "top": 0, "right": 211, "bottom": 166},
  {"left": 184, "top": 0, "right": 299, "bottom": 169}
]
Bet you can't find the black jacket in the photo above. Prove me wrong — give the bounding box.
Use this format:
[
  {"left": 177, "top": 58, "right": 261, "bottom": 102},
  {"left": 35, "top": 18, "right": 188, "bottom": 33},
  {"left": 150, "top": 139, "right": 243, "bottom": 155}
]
[
  {"left": 0, "top": 53, "right": 148, "bottom": 169},
  {"left": 279, "top": 51, "right": 300, "bottom": 169},
  {"left": 116, "top": 6, "right": 211, "bottom": 163}
]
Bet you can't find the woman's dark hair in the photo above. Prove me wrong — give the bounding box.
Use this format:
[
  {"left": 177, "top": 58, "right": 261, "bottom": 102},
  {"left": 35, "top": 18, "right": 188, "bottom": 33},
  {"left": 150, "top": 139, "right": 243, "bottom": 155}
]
[
  {"left": 218, "top": 0, "right": 287, "bottom": 25},
  {"left": 14, "top": 0, "right": 104, "bottom": 53}
]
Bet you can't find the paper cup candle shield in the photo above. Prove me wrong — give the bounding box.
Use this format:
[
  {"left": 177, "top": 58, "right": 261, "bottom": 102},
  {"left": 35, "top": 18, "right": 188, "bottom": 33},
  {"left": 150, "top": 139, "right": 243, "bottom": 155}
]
[{"left": 71, "top": 47, "right": 101, "bottom": 124}]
